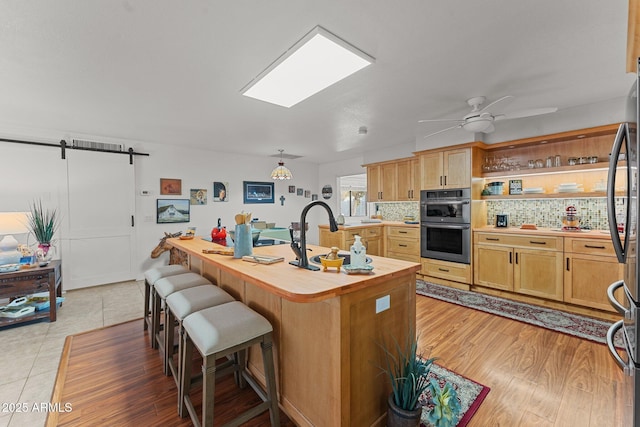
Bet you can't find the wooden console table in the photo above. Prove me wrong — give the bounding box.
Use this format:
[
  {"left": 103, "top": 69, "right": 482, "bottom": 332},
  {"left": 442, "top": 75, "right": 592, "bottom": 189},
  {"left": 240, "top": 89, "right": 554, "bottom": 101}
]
[{"left": 0, "top": 260, "right": 62, "bottom": 327}]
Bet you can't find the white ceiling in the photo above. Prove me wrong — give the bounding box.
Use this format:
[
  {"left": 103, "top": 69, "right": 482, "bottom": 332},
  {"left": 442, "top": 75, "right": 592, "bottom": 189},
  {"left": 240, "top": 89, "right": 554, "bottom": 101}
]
[{"left": 0, "top": 1, "right": 634, "bottom": 164}]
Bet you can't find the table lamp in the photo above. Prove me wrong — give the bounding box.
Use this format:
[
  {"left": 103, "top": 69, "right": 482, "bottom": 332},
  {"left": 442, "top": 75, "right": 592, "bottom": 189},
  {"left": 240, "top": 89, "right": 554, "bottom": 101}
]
[{"left": 0, "top": 212, "right": 29, "bottom": 265}]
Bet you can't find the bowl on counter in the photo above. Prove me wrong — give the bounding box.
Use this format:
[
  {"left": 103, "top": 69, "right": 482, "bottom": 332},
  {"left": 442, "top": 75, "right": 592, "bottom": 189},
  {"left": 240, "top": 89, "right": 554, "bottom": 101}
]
[{"left": 228, "top": 228, "right": 261, "bottom": 246}]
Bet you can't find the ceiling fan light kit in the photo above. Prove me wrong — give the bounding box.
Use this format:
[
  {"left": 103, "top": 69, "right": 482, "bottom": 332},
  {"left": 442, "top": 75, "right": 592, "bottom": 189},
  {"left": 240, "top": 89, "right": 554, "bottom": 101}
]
[{"left": 420, "top": 95, "right": 558, "bottom": 139}]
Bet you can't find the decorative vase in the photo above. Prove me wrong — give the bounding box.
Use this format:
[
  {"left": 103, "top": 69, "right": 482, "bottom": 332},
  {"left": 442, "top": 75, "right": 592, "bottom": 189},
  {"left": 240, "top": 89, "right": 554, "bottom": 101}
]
[
  {"left": 233, "top": 224, "right": 253, "bottom": 259},
  {"left": 36, "top": 243, "right": 53, "bottom": 265},
  {"left": 387, "top": 394, "right": 422, "bottom": 427}
]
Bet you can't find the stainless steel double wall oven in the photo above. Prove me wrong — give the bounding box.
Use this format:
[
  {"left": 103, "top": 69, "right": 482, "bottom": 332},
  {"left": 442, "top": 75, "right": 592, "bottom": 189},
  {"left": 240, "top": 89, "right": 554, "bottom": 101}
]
[{"left": 420, "top": 188, "right": 471, "bottom": 264}]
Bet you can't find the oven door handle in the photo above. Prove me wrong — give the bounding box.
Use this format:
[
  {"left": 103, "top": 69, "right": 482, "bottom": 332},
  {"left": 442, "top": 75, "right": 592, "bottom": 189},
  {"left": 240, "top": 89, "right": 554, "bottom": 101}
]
[
  {"left": 424, "top": 200, "right": 469, "bottom": 205},
  {"left": 423, "top": 224, "right": 470, "bottom": 230}
]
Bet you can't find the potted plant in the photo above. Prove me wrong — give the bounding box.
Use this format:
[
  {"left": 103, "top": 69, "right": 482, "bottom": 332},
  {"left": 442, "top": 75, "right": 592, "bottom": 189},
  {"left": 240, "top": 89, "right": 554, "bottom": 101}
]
[
  {"left": 380, "top": 332, "right": 460, "bottom": 427},
  {"left": 27, "top": 199, "right": 58, "bottom": 261}
]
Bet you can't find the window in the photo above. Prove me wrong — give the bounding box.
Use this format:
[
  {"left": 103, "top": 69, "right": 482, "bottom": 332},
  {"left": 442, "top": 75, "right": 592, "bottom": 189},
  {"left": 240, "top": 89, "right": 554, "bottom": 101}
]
[{"left": 338, "top": 174, "right": 367, "bottom": 217}]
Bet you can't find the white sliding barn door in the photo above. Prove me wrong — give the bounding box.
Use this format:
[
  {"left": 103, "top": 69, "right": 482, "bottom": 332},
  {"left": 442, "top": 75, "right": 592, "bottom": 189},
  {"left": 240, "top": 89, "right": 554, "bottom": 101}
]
[{"left": 60, "top": 150, "right": 136, "bottom": 289}]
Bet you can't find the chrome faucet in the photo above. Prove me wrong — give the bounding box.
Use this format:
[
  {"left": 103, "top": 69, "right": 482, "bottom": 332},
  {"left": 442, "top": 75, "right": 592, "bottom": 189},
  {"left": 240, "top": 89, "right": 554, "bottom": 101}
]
[{"left": 289, "top": 200, "right": 338, "bottom": 270}]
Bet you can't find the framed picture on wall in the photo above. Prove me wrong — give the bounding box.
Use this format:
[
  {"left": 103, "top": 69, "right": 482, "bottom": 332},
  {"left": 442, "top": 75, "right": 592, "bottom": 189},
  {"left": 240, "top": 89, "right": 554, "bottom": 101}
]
[
  {"left": 312, "top": 194, "right": 318, "bottom": 201},
  {"left": 157, "top": 199, "right": 190, "bottom": 223},
  {"left": 160, "top": 178, "right": 182, "bottom": 195},
  {"left": 243, "top": 181, "right": 274, "bottom": 204},
  {"left": 190, "top": 189, "right": 207, "bottom": 205},
  {"left": 288, "top": 185, "right": 296, "bottom": 193},
  {"left": 213, "top": 181, "right": 228, "bottom": 202},
  {"left": 296, "top": 188, "right": 303, "bottom": 196},
  {"left": 304, "top": 190, "right": 310, "bottom": 198}
]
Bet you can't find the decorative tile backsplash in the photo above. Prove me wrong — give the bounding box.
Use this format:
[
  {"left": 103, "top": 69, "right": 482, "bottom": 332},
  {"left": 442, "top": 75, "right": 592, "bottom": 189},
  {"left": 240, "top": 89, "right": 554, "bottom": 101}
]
[
  {"left": 374, "top": 202, "right": 420, "bottom": 221},
  {"left": 372, "top": 198, "right": 625, "bottom": 230},
  {"left": 486, "top": 197, "right": 625, "bottom": 230}
]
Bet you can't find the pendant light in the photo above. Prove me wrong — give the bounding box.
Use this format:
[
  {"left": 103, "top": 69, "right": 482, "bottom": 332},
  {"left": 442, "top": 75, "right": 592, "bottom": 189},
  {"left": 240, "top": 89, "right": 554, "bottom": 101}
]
[{"left": 271, "top": 149, "right": 293, "bottom": 180}]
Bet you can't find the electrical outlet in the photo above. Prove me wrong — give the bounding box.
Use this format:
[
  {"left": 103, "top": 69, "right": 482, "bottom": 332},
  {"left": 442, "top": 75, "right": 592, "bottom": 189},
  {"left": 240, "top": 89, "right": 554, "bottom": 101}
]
[{"left": 376, "top": 295, "right": 390, "bottom": 313}]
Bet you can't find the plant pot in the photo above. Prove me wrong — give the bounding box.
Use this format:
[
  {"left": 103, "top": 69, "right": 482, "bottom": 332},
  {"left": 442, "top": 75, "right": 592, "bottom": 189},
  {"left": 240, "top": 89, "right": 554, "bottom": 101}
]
[{"left": 387, "top": 394, "right": 422, "bottom": 427}]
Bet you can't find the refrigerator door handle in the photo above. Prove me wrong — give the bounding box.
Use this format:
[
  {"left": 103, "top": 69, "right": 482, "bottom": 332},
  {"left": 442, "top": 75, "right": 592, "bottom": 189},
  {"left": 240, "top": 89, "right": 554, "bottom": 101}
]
[
  {"left": 607, "top": 122, "right": 629, "bottom": 263},
  {"left": 607, "top": 280, "right": 632, "bottom": 318},
  {"left": 606, "top": 320, "right": 634, "bottom": 376}
]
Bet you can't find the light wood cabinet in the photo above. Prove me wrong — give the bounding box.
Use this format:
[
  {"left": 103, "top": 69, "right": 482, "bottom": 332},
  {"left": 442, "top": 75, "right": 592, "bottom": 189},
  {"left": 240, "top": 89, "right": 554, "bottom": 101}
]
[
  {"left": 564, "top": 237, "right": 624, "bottom": 312},
  {"left": 421, "top": 258, "right": 471, "bottom": 285},
  {"left": 396, "top": 158, "right": 420, "bottom": 201},
  {"left": 367, "top": 162, "right": 397, "bottom": 201},
  {"left": 318, "top": 225, "right": 383, "bottom": 256},
  {"left": 474, "top": 232, "right": 564, "bottom": 301},
  {"left": 385, "top": 226, "right": 420, "bottom": 263},
  {"left": 420, "top": 148, "right": 470, "bottom": 190}
]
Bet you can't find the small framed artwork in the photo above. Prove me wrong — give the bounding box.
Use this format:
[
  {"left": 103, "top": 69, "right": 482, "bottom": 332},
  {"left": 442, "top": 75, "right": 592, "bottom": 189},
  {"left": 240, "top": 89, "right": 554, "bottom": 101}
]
[
  {"left": 190, "top": 189, "right": 207, "bottom": 205},
  {"left": 288, "top": 185, "right": 296, "bottom": 193},
  {"left": 243, "top": 181, "right": 274, "bottom": 204},
  {"left": 312, "top": 194, "right": 318, "bottom": 201},
  {"left": 296, "top": 188, "right": 303, "bottom": 196},
  {"left": 213, "top": 181, "right": 228, "bottom": 202},
  {"left": 160, "top": 178, "right": 182, "bottom": 195},
  {"left": 304, "top": 190, "right": 311, "bottom": 198},
  {"left": 509, "top": 179, "right": 523, "bottom": 195},
  {"left": 157, "top": 199, "right": 190, "bottom": 223}
]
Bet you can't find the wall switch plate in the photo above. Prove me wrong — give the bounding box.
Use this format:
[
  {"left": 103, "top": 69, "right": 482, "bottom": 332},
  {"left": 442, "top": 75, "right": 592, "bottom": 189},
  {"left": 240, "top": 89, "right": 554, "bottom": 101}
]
[
  {"left": 140, "top": 190, "right": 150, "bottom": 196},
  {"left": 376, "top": 295, "right": 390, "bottom": 313}
]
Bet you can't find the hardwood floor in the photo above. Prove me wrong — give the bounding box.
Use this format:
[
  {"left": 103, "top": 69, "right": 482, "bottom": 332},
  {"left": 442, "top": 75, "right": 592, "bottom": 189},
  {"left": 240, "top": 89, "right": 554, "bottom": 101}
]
[{"left": 49, "top": 294, "right": 629, "bottom": 426}]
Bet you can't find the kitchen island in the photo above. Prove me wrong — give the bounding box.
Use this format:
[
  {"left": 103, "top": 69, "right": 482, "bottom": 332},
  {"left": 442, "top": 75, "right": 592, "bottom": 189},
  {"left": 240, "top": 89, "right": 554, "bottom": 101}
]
[{"left": 167, "top": 237, "right": 421, "bottom": 427}]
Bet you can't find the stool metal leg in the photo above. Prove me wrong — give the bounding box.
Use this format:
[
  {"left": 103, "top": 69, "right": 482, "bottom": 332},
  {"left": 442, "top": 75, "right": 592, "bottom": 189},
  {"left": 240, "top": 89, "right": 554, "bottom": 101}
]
[
  {"left": 143, "top": 280, "right": 151, "bottom": 331},
  {"left": 261, "top": 335, "right": 281, "bottom": 427},
  {"left": 151, "top": 288, "right": 161, "bottom": 349}
]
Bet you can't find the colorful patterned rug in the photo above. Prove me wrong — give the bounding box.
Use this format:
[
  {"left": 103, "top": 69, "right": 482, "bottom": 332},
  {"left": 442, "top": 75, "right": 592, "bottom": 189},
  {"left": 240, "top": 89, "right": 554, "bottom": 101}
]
[
  {"left": 421, "top": 363, "right": 490, "bottom": 427},
  {"left": 416, "top": 280, "right": 623, "bottom": 347}
]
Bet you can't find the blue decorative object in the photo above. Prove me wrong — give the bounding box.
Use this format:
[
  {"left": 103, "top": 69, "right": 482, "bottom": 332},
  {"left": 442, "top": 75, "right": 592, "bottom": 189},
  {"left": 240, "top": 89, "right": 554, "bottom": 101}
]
[{"left": 233, "top": 224, "right": 253, "bottom": 258}]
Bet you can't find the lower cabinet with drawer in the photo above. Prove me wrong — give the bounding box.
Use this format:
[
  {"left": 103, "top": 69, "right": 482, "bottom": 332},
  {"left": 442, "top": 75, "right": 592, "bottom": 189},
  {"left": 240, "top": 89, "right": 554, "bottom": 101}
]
[
  {"left": 474, "top": 232, "right": 564, "bottom": 301},
  {"left": 385, "top": 226, "right": 420, "bottom": 262},
  {"left": 318, "top": 225, "right": 383, "bottom": 256},
  {"left": 564, "top": 237, "right": 624, "bottom": 312},
  {"left": 421, "top": 258, "right": 471, "bottom": 285}
]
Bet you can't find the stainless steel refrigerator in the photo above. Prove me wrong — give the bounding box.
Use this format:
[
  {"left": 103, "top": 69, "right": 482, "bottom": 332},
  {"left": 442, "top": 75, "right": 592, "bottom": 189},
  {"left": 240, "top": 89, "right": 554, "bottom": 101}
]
[{"left": 607, "top": 58, "right": 640, "bottom": 427}]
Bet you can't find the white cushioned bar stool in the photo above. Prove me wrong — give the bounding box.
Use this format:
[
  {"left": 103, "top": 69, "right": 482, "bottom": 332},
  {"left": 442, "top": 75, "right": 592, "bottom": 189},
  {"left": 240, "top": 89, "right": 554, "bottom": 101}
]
[
  {"left": 143, "top": 265, "right": 188, "bottom": 332},
  {"left": 180, "top": 301, "right": 280, "bottom": 427},
  {"left": 151, "top": 272, "right": 212, "bottom": 350},
  {"left": 164, "top": 284, "right": 235, "bottom": 383}
]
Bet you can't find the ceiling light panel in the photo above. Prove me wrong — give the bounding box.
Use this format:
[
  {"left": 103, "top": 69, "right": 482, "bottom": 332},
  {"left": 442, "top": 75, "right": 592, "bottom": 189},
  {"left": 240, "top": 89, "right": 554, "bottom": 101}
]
[{"left": 241, "top": 26, "right": 374, "bottom": 108}]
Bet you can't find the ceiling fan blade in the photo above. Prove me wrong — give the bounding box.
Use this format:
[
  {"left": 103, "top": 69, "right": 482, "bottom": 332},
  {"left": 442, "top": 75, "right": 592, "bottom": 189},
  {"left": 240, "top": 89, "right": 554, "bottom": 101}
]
[
  {"left": 418, "top": 118, "right": 464, "bottom": 124},
  {"left": 423, "top": 124, "right": 462, "bottom": 139},
  {"left": 479, "top": 95, "right": 514, "bottom": 113},
  {"left": 494, "top": 107, "right": 558, "bottom": 121}
]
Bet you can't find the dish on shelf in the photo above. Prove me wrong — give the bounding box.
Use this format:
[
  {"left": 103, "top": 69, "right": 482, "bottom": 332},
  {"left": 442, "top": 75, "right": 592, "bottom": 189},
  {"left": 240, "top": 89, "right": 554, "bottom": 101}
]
[{"left": 523, "top": 188, "right": 545, "bottom": 194}]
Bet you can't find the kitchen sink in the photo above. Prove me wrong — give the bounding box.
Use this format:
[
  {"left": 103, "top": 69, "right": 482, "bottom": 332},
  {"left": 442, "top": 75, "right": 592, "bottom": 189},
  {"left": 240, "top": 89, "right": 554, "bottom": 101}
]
[{"left": 309, "top": 253, "right": 372, "bottom": 265}]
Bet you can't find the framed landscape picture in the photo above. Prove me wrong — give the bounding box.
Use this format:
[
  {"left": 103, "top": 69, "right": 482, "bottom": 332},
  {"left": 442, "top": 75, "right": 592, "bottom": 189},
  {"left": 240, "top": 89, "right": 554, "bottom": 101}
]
[
  {"left": 243, "top": 181, "right": 274, "bottom": 204},
  {"left": 157, "top": 199, "right": 190, "bottom": 223}
]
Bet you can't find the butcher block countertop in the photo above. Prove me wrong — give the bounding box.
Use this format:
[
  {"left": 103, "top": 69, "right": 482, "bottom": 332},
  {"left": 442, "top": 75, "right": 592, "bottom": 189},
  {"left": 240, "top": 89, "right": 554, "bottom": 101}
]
[
  {"left": 474, "top": 226, "right": 618, "bottom": 240},
  {"left": 167, "top": 236, "right": 421, "bottom": 303}
]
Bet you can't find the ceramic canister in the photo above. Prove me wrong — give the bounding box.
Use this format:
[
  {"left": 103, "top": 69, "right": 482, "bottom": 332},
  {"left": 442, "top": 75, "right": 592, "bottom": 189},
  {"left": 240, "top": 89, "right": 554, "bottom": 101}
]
[{"left": 233, "top": 224, "right": 253, "bottom": 258}]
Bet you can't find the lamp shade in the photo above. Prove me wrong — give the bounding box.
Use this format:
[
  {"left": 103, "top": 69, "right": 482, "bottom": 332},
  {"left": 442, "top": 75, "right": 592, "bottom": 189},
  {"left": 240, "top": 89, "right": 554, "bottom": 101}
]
[
  {"left": 0, "top": 212, "right": 29, "bottom": 235},
  {"left": 271, "top": 149, "right": 293, "bottom": 180}
]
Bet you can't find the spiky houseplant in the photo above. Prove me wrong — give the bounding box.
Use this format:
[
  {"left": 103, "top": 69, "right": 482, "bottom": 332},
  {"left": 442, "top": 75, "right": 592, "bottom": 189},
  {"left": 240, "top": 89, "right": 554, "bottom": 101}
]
[
  {"left": 381, "top": 332, "right": 461, "bottom": 427},
  {"left": 27, "top": 199, "right": 58, "bottom": 252}
]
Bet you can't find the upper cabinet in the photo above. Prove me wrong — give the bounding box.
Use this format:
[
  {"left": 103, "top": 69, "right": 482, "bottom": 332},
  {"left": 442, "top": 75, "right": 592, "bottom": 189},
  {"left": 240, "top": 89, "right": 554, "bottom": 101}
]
[
  {"left": 396, "top": 158, "right": 420, "bottom": 201},
  {"left": 420, "top": 148, "right": 471, "bottom": 190},
  {"left": 367, "top": 162, "right": 397, "bottom": 202}
]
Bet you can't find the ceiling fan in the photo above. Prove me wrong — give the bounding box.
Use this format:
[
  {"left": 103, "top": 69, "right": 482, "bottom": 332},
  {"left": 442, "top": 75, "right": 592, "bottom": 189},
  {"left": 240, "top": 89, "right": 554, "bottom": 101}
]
[{"left": 419, "top": 96, "right": 558, "bottom": 138}]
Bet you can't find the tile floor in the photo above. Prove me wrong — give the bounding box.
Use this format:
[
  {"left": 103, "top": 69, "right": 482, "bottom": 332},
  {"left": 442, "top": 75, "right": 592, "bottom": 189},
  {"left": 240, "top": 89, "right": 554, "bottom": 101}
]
[{"left": 0, "top": 280, "right": 145, "bottom": 427}]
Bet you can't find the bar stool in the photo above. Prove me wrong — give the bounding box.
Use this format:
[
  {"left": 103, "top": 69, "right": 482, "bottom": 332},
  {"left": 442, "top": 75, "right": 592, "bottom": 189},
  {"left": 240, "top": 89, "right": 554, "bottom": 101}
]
[
  {"left": 143, "top": 264, "right": 188, "bottom": 332},
  {"left": 151, "top": 272, "right": 211, "bottom": 350},
  {"left": 180, "top": 301, "right": 280, "bottom": 427},
  {"left": 164, "top": 284, "right": 235, "bottom": 383}
]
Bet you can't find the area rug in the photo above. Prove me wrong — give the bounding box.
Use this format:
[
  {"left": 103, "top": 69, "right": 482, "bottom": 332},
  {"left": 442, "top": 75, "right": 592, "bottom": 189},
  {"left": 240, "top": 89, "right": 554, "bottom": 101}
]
[
  {"left": 421, "top": 363, "right": 490, "bottom": 427},
  {"left": 416, "top": 279, "right": 623, "bottom": 347}
]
